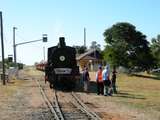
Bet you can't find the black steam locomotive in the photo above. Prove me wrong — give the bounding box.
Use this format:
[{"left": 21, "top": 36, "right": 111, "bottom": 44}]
[{"left": 45, "top": 37, "right": 80, "bottom": 89}]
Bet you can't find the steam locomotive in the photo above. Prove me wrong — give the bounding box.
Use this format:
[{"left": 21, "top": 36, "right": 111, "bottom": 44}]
[{"left": 45, "top": 37, "right": 80, "bottom": 89}]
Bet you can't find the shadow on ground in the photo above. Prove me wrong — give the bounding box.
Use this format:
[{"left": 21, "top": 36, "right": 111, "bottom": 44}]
[
  {"left": 114, "top": 92, "right": 146, "bottom": 99},
  {"left": 56, "top": 81, "right": 98, "bottom": 93},
  {"left": 131, "top": 74, "right": 160, "bottom": 80},
  {"left": 75, "top": 81, "right": 146, "bottom": 100},
  {"left": 54, "top": 80, "right": 146, "bottom": 100},
  {"left": 88, "top": 81, "right": 97, "bottom": 93}
]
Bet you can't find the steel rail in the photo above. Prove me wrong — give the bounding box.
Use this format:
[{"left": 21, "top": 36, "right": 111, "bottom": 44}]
[
  {"left": 35, "top": 79, "right": 61, "bottom": 120},
  {"left": 71, "top": 92, "right": 102, "bottom": 120},
  {"left": 53, "top": 90, "right": 65, "bottom": 120}
]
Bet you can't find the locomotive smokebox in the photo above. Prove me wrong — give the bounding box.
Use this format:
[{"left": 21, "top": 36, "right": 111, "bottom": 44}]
[{"left": 59, "top": 37, "right": 66, "bottom": 47}]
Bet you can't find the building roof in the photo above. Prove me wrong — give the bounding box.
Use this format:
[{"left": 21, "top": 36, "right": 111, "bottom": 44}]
[
  {"left": 76, "top": 49, "right": 100, "bottom": 61},
  {"left": 82, "top": 56, "right": 96, "bottom": 60}
]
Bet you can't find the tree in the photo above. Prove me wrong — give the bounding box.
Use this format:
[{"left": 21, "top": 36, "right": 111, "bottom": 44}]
[
  {"left": 150, "top": 35, "right": 160, "bottom": 67},
  {"left": 73, "top": 45, "right": 87, "bottom": 55},
  {"left": 90, "top": 41, "right": 101, "bottom": 51},
  {"left": 103, "top": 22, "right": 155, "bottom": 71},
  {"left": 0, "top": 58, "right": 17, "bottom": 69}
]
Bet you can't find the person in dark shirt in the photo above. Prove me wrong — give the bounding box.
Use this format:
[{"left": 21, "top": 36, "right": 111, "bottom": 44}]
[
  {"left": 82, "top": 67, "right": 90, "bottom": 92},
  {"left": 111, "top": 66, "right": 117, "bottom": 94}
]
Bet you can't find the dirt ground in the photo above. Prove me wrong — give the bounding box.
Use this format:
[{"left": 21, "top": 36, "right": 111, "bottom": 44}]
[
  {"left": 0, "top": 67, "right": 158, "bottom": 120},
  {"left": 0, "top": 69, "right": 53, "bottom": 120}
]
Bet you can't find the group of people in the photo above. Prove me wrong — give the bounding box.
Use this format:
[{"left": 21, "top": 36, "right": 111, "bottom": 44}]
[
  {"left": 96, "top": 65, "right": 117, "bottom": 96},
  {"left": 82, "top": 64, "right": 117, "bottom": 96}
]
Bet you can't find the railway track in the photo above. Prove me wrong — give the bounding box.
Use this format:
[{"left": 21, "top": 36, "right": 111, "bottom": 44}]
[
  {"left": 36, "top": 78, "right": 64, "bottom": 120},
  {"left": 71, "top": 92, "right": 101, "bottom": 120},
  {"left": 57, "top": 91, "right": 101, "bottom": 120},
  {"left": 36, "top": 78, "right": 102, "bottom": 120}
]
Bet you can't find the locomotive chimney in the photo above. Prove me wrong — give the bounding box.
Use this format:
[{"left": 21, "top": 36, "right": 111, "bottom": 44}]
[{"left": 58, "top": 37, "right": 66, "bottom": 47}]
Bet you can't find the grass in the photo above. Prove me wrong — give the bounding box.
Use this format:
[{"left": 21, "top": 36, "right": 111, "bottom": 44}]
[
  {"left": 0, "top": 66, "right": 43, "bottom": 98},
  {"left": 21, "top": 66, "right": 44, "bottom": 76},
  {"left": 112, "top": 72, "right": 160, "bottom": 112},
  {"left": 0, "top": 80, "right": 23, "bottom": 97}
]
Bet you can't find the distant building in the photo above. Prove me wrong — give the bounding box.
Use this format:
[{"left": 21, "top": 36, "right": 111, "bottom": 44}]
[{"left": 76, "top": 49, "right": 104, "bottom": 71}]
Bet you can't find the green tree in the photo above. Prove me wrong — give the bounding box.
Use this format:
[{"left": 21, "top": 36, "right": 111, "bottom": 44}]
[
  {"left": 90, "top": 41, "right": 101, "bottom": 51},
  {"left": 103, "top": 22, "right": 155, "bottom": 71},
  {"left": 151, "top": 35, "right": 160, "bottom": 67},
  {"left": 0, "top": 58, "right": 17, "bottom": 69},
  {"left": 73, "top": 45, "right": 87, "bottom": 55}
]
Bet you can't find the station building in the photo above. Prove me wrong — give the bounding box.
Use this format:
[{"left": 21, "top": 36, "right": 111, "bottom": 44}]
[{"left": 76, "top": 49, "right": 104, "bottom": 71}]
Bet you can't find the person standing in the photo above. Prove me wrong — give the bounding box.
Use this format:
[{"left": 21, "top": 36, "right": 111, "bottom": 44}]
[
  {"left": 102, "top": 64, "right": 111, "bottom": 96},
  {"left": 82, "top": 67, "right": 90, "bottom": 92},
  {"left": 96, "top": 65, "right": 104, "bottom": 95},
  {"left": 111, "top": 66, "right": 117, "bottom": 94}
]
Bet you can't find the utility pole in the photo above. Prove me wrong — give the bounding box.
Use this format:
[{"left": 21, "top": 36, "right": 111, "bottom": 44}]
[
  {"left": 13, "top": 27, "right": 17, "bottom": 66},
  {"left": 84, "top": 27, "right": 86, "bottom": 47},
  {"left": 0, "top": 11, "right": 6, "bottom": 85}
]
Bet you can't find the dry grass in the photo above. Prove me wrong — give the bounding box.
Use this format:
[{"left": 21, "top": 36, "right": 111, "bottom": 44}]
[
  {"left": 21, "top": 66, "right": 44, "bottom": 76},
  {"left": 0, "top": 66, "right": 42, "bottom": 98},
  {"left": 86, "top": 71, "right": 160, "bottom": 113},
  {"left": 112, "top": 73, "right": 160, "bottom": 112},
  {"left": 0, "top": 80, "right": 24, "bottom": 97}
]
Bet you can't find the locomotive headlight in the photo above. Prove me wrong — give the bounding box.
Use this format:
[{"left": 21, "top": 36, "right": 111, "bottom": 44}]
[{"left": 59, "top": 56, "right": 65, "bottom": 61}]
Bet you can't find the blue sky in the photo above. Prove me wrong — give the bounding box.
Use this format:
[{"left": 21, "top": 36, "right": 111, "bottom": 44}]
[{"left": 1, "top": 0, "right": 160, "bottom": 65}]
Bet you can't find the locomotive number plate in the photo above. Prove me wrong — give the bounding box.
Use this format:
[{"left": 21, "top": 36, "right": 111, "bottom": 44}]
[{"left": 54, "top": 68, "right": 72, "bottom": 74}]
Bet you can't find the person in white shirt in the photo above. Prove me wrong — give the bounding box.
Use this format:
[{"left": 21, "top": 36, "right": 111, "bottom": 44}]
[{"left": 102, "top": 64, "right": 112, "bottom": 96}]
